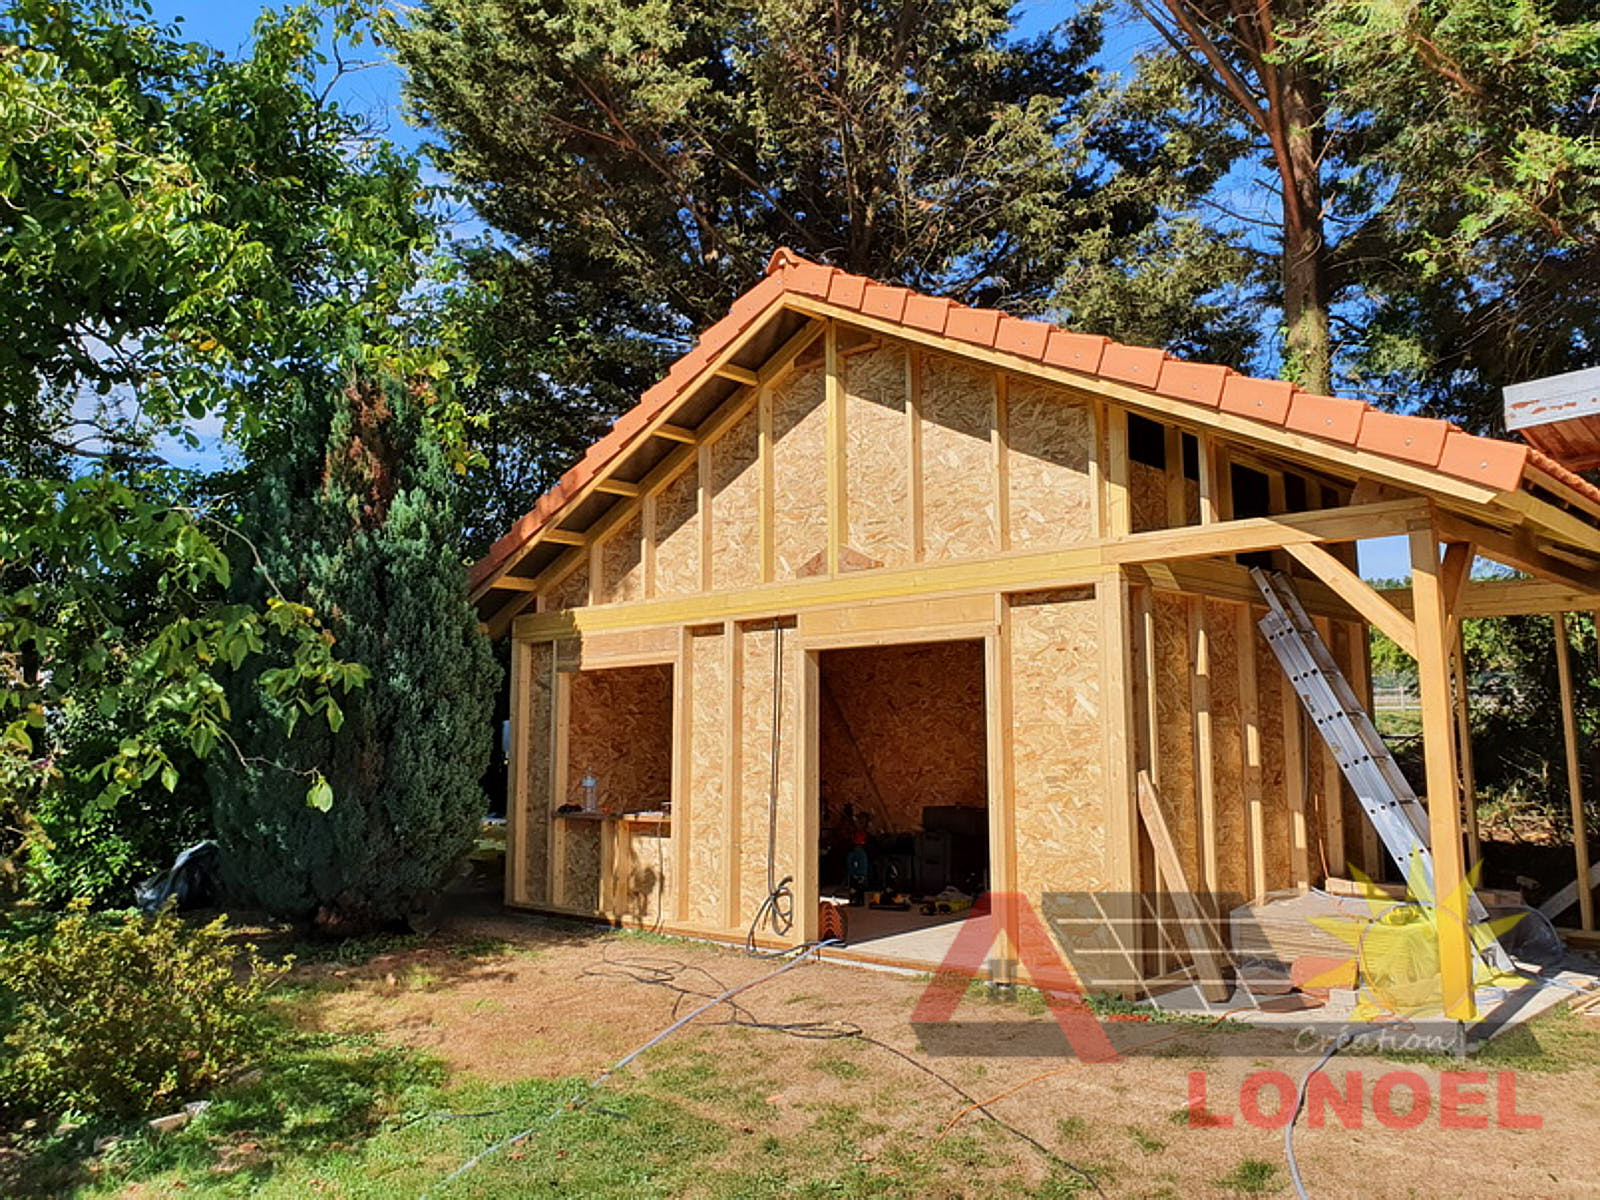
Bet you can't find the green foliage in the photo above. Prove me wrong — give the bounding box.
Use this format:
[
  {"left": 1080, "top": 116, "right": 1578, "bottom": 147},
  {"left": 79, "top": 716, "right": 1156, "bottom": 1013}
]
[
  {"left": 394, "top": 0, "right": 1255, "bottom": 542},
  {"left": 0, "top": 0, "right": 476, "bottom": 899},
  {"left": 0, "top": 902, "right": 284, "bottom": 1121},
  {"left": 212, "top": 374, "right": 500, "bottom": 929}
]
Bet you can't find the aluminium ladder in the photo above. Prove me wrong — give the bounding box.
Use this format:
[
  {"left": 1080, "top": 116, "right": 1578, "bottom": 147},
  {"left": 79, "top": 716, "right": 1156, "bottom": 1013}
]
[{"left": 1251, "top": 567, "right": 1512, "bottom": 973}]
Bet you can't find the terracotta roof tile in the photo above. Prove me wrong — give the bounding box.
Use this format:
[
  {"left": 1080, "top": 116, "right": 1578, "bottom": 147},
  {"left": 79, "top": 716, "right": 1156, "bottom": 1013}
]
[
  {"left": 1043, "top": 330, "right": 1108, "bottom": 373},
  {"left": 1357, "top": 411, "right": 1451, "bottom": 467},
  {"left": 1155, "top": 360, "right": 1229, "bottom": 408},
  {"left": 1098, "top": 343, "right": 1164, "bottom": 387},
  {"left": 474, "top": 249, "right": 1575, "bottom": 597}
]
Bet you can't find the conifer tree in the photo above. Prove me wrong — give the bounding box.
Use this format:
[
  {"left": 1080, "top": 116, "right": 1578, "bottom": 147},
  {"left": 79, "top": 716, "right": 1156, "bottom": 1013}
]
[{"left": 212, "top": 374, "right": 499, "bottom": 930}]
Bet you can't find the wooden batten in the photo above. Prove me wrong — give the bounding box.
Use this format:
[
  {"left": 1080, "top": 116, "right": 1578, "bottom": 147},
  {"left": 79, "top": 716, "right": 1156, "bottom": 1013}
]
[{"left": 1553, "top": 612, "right": 1594, "bottom": 931}]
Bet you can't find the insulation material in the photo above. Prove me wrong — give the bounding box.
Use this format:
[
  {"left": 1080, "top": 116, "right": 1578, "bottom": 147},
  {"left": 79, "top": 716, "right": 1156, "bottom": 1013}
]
[
  {"left": 565, "top": 664, "right": 674, "bottom": 814},
  {"left": 599, "top": 511, "right": 645, "bottom": 605},
  {"left": 1130, "top": 462, "right": 1168, "bottom": 533},
  {"left": 1006, "top": 381, "right": 1093, "bottom": 549},
  {"left": 1010, "top": 588, "right": 1106, "bottom": 898},
  {"left": 771, "top": 356, "right": 828, "bottom": 578},
  {"left": 920, "top": 353, "right": 997, "bottom": 561},
  {"left": 1151, "top": 591, "right": 1199, "bottom": 888},
  {"left": 737, "top": 622, "right": 799, "bottom": 926},
  {"left": 521, "top": 641, "right": 553, "bottom": 905},
  {"left": 652, "top": 464, "right": 700, "bottom": 597},
  {"left": 818, "top": 640, "right": 987, "bottom": 835},
  {"left": 687, "top": 629, "right": 730, "bottom": 928},
  {"left": 844, "top": 344, "right": 911, "bottom": 568},
  {"left": 710, "top": 406, "right": 761, "bottom": 591},
  {"left": 545, "top": 560, "right": 589, "bottom": 611},
  {"left": 1205, "top": 598, "right": 1249, "bottom": 899}
]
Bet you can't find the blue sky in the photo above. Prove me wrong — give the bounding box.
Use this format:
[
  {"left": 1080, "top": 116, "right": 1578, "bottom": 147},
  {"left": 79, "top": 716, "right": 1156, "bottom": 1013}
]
[{"left": 145, "top": 1, "right": 1413, "bottom": 579}]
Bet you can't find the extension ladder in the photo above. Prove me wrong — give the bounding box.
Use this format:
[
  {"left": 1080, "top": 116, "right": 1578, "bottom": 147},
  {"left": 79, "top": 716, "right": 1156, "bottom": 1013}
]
[{"left": 1251, "top": 568, "right": 1512, "bottom": 973}]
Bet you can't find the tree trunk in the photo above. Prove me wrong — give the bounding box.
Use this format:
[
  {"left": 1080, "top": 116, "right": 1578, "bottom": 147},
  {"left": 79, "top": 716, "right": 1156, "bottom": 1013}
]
[{"left": 1277, "top": 59, "right": 1332, "bottom": 395}]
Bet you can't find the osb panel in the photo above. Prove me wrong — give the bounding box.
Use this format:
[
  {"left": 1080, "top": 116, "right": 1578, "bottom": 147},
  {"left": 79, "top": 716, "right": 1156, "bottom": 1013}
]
[
  {"left": 653, "top": 464, "right": 700, "bottom": 597},
  {"left": 1010, "top": 589, "right": 1106, "bottom": 899},
  {"left": 687, "top": 630, "right": 729, "bottom": 927},
  {"left": 565, "top": 664, "right": 674, "bottom": 813},
  {"left": 1152, "top": 592, "right": 1199, "bottom": 889},
  {"left": 738, "top": 624, "right": 799, "bottom": 923},
  {"left": 710, "top": 406, "right": 761, "bottom": 591},
  {"left": 616, "top": 825, "right": 673, "bottom": 927},
  {"left": 819, "top": 640, "right": 986, "bottom": 835},
  {"left": 844, "top": 344, "right": 911, "bottom": 567},
  {"left": 561, "top": 820, "right": 603, "bottom": 913},
  {"left": 772, "top": 358, "right": 828, "bottom": 578},
  {"left": 599, "top": 511, "right": 644, "bottom": 605},
  {"left": 1254, "top": 620, "right": 1293, "bottom": 891},
  {"left": 1205, "top": 598, "right": 1248, "bottom": 899},
  {"left": 1006, "top": 381, "right": 1093, "bottom": 549},
  {"left": 521, "top": 642, "right": 553, "bottom": 905},
  {"left": 1130, "top": 462, "right": 1167, "bottom": 533},
  {"left": 545, "top": 560, "right": 589, "bottom": 611},
  {"left": 920, "top": 353, "right": 997, "bottom": 562}
]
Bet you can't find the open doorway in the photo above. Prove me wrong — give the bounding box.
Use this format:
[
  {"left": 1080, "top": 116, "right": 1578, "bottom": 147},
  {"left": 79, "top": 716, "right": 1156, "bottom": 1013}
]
[{"left": 816, "top": 638, "right": 989, "bottom": 964}]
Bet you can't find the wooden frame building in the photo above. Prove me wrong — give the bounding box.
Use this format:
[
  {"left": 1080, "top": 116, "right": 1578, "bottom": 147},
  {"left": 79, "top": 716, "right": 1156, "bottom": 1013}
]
[{"left": 472, "top": 250, "right": 1600, "bottom": 1018}]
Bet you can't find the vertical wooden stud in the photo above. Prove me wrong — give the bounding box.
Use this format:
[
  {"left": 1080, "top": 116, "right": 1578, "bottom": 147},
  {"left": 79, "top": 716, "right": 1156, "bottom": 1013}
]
[
  {"left": 698, "top": 442, "right": 714, "bottom": 593},
  {"left": 722, "top": 620, "right": 743, "bottom": 931},
  {"left": 1214, "top": 443, "right": 1234, "bottom": 522},
  {"left": 1105, "top": 405, "right": 1131, "bottom": 539},
  {"left": 908, "top": 348, "right": 925, "bottom": 561},
  {"left": 671, "top": 626, "right": 694, "bottom": 922},
  {"left": 758, "top": 384, "right": 775, "bottom": 584},
  {"left": 642, "top": 491, "right": 658, "bottom": 600},
  {"left": 1197, "top": 432, "right": 1218, "bottom": 526},
  {"left": 1188, "top": 598, "right": 1219, "bottom": 894},
  {"left": 1237, "top": 605, "right": 1267, "bottom": 901},
  {"left": 587, "top": 539, "right": 603, "bottom": 607},
  {"left": 1164, "top": 425, "right": 1185, "bottom": 528},
  {"left": 549, "top": 661, "right": 572, "bottom": 909},
  {"left": 994, "top": 373, "right": 1011, "bottom": 552},
  {"left": 1101, "top": 570, "right": 1139, "bottom": 898},
  {"left": 1453, "top": 624, "right": 1481, "bottom": 867},
  {"left": 505, "top": 638, "right": 532, "bottom": 907},
  {"left": 1282, "top": 663, "right": 1311, "bottom": 891},
  {"left": 1348, "top": 621, "right": 1383, "bottom": 876},
  {"left": 985, "top": 609, "right": 1018, "bottom": 982},
  {"left": 1088, "top": 400, "right": 1106, "bottom": 537},
  {"left": 1411, "top": 519, "right": 1475, "bottom": 1019},
  {"left": 1554, "top": 611, "right": 1594, "bottom": 931},
  {"left": 796, "top": 647, "right": 821, "bottom": 944},
  {"left": 824, "top": 322, "right": 844, "bottom": 576}
]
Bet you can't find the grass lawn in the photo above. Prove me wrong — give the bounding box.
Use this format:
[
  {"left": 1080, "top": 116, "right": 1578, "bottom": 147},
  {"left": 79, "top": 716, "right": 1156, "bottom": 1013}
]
[{"left": 5, "top": 901, "right": 1599, "bottom": 1198}]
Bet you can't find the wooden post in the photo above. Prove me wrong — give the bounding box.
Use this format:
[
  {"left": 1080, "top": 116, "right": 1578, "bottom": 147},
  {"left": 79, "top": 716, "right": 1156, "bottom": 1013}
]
[
  {"left": 994, "top": 373, "right": 1011, "bottom": 552},
  {"left": 1197, "top": 432, "right": 1218, "bottom": 525},
  {"left": 722, "top": 620, "right": 743, "bottom": 931},
  {"left": 824, "top": 322, "right": 844, "bottom": 576},
  {"left": 548, "top": 662, "right": 572, "bottom": 909},
  {"left": 1348, "top": 620, "right": 1384, "bottom": 877},
  {"left": 1237, "top": 605, "right": 1267, "bottom": 901},
  {"left": 1282, "top": 669, "right": 1311, "bottom": 890},
  {"left": 1453, "top": 624, "right": 1481, "bottom": 866},
  {"left": 1104, "top": 405, "right": 1131, "bottom": 539},
  {"left": 1188, "top": 598, "right": 1219, "bottom": 894},
  {"left": 672, "top": 626, "right": 694, "bottom": 922},
  {"left": 1315, "top": 615, "right": 1347, "bottom": 876},
  {"left": 504, "top": 638, "right": 533, "bottom": 907},
  {"left": 1164, "top": 425, "right": 1185, "bottom": 527},
  {"left": 986, "top": 609, "right": 1018, "bottom": 983},
  {"left": 908, "top": 349, "right": 925, "bottom": 562},
  {"left": 1101, "top": 570, "right": 1139, "bottom": 899},
  {"left": 796, "top": 646, "right": 821, "bottom": 943},
  {"left": 759, "top": 384, "right": 775, "bottom": 583},
  {"left": 1410, "top": 520, "right": 1475, "bottom": 1020},
  {"left": 1553, "top": 611, "right": 1594, "bottom": 931}
]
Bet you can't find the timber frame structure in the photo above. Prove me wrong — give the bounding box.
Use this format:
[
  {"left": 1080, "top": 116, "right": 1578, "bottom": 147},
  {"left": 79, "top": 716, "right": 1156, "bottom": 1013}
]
[{"left": 473, "top": 249, "right": 1600, "bottom": 1018}]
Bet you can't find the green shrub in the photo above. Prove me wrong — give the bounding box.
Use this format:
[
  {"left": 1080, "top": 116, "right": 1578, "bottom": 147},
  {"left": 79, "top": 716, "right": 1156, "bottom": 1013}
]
[{"left": 0, "top": 903, "right": 284, "bottom": 1121}]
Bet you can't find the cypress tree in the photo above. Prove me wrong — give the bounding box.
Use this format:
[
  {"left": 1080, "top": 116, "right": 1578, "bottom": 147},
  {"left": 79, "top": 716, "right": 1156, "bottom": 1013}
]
[{"left": 213, "top": 373, "right": 500, "bottom": 931}]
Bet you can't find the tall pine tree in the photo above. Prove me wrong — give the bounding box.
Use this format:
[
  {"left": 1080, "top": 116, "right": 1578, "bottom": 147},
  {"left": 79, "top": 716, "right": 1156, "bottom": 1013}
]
[{"left": 213, "top": 373, "right": 499, "bottom": 930}]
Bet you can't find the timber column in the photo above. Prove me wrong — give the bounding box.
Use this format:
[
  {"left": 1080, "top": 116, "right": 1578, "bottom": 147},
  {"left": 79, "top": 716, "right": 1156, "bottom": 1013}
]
[{"left": 1409, "top": 515, "right": 1475, "bottom": 1021}]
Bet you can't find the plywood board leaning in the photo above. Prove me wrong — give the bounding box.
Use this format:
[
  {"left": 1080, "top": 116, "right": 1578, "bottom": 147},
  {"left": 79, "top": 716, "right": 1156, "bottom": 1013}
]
[{"left": 920, "top": 353, "right": 998, "bottom": 561}]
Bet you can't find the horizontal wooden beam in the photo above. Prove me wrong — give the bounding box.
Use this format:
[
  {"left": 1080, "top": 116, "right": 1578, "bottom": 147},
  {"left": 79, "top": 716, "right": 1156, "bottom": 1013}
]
[
  {"left": 653, "top": 424, "right": 697, "bottom": 444},
  {"left": 593, "top": 479, "right": 641, "bottom": 498},
  {"left": 1380, "top": 574, "right": 1600, "bottom": 619},
  {"left": 1286, "top": 540, "right": 1418, "bottom": 658},
  {"left": 715, "top": 363, "right": 760, "bottom": 387},
  {"left": 543, "top": 530, "right": 586, "bottom": 546},
  {"left": 1101, "top": 499, "right": 1427, "bottom": 565},
  {"left": 1434, "top": 510, "right": 1600, "bottom": 594},
  {"left": 490, "top": 575, "right": 541, "bottom": 592}
]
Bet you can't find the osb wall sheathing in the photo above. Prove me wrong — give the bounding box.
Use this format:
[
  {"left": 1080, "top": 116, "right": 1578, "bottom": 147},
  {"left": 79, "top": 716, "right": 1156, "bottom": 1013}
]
[
  {"left": 1006, "top": 381, "right": 1094, "bottom": 549},
  {"left": 599, "top": 511, "right": 645, "bottom": 605},
  {"left": 545, "top": 560, "right": 589, "bottom": 611},
  {"left": 521, "top": 642, "right": 554, "bottom": 905},
  {"left": 920, "top": 353, "right": 997, "bottom": 561},
  {"left": 562, "top": 820, "right": 603, "bottom": 913},
  {"left": 1204, "top": 598, "right": 1249, "bottom": 899},
  {"left": 710, "top": 406, "right": 761, "bottom": 591},
  {"left": 1009, "top": 588, "right": 1106, "bottom": 898},
  {"left": 772, "top": 355, "right": 828, "bottom": 578},
  {"left": 687, "top": 629, "right": 729, "bottom": 927},
  {"left": 738, "top": 622, "right": 799, "bottom": 922},
  {"left": 817, "top": 640, "right": 987, "bottom": 835},
  {"left": 844, "top": 344, "right": 911, "bottom": 568},
  {"left": 653, "top": 464, "right": 700, "bottom": 597},
  {"left": 1151, "top": 591, "right": 1199, "bottom": 887},
  {"left": 615, "top": 825, "right": 673, "bottom": 927},
  {"left": 1130, "top": 462, "right": 1167, "bottom": 533},
  {"left": 1254, "top": 619, "right": 1293, "bottom": 890},
  {"left": 565, "top": 664, "right": 674, "bottom": 812}
]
